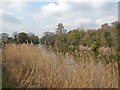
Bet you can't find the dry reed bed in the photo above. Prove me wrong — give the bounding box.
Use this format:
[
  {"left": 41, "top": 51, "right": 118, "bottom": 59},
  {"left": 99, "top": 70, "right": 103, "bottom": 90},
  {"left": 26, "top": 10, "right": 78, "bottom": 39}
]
[{"left": 2, "top": 43, "right": 118, "bottom": 88}]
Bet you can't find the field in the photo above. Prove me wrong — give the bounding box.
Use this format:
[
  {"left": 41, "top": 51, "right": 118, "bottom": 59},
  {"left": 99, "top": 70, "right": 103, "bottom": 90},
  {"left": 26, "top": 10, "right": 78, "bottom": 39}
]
[{"left": 2, "top": 43, "right": 118, "bottom": 88}]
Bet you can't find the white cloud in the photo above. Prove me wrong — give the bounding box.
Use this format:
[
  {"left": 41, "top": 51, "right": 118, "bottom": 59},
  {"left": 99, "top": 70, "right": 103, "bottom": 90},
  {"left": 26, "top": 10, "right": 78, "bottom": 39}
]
[
  {"left": 1, "top": 0, "right": 118, "bottom": 37},
  {"left": 0, "top": 9, "right": 5, "bottom": 15},
  {"left": 2, "top": 24, "right": 30, "bottom": 36},
  {"left": 75, "top": 18, "right": 92, "bottom": 24},
  {"left": 3, "top": 0, "right": 27, "bottom": 12},
  {"left": 41, "top": 2, "right": 70, "bottom": 16},
  {"left": 33, "top": 1, "right": 110, "bottom": 32},
  {"left": 62, "top": 18, "right": 92, "bottom": 29},
  {"left": 2, "top": 10, "right": 24, "bottom": 24},
  {"left": 96, "top": 16, "right": 117, "bottom": 25},
  {"left": 40, "top": 0, "right": 105, "bottom": 17},
  {"left": 31, "top": 1, "right": 118, "bottom": 37},
  {"left": 8, "top": 2, "right": 27, "bottom": 11},
  {"left": 0, "top": 10, "right": 25, "bottom": 35},
  {"left": 2, "top": 0, "right": 119, "bottom": 2},
  {"left": 0, "top": 0, "right": 27, "bottom": 34}
]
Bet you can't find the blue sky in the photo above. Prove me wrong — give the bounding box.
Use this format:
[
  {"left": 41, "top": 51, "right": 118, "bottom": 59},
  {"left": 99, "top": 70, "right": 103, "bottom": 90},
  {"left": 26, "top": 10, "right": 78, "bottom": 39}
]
[{"left": 0, "top": 0, "right": 118, "bottom": 38}]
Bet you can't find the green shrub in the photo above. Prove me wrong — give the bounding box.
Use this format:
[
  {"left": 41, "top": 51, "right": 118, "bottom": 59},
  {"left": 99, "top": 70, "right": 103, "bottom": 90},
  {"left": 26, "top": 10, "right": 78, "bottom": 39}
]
[
  {"left": 93, "top": 51, "right": 99, "bottom": 59},
  {"left": 102, "top": 31, "right": 110, "bottom": 39},
  {"left": 91, "top": 41, "right": 99, "bottom": 52},
  {"left": 115, "top": 22, "right": 120, "bottom": 30}
]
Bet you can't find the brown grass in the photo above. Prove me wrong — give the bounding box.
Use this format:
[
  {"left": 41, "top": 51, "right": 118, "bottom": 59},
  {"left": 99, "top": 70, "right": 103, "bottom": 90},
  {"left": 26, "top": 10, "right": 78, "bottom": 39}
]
[{"left": 2, "top": 43, "right": 118, "bottom": 88}]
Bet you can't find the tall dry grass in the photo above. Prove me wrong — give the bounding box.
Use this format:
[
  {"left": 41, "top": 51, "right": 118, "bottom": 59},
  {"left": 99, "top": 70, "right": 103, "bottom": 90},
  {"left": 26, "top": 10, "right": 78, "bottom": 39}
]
[{"left": 2, "top": 43, "right": 118, "bottom": 88}]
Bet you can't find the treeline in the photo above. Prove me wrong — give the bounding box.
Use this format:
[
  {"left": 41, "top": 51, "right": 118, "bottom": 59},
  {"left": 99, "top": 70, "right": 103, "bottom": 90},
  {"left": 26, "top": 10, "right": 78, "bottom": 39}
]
[
  {"left": 0, "top": 32, "right": 39, "bottom": 45},
  {"left": 40, "top": 22, "right": 120, "bottom": 55}
]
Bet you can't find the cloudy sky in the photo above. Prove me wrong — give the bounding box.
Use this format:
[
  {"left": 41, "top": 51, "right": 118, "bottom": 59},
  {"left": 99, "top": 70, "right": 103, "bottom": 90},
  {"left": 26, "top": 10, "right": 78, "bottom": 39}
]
[{"left": 0, "top": 0, "right": 119, "bottom": 38}]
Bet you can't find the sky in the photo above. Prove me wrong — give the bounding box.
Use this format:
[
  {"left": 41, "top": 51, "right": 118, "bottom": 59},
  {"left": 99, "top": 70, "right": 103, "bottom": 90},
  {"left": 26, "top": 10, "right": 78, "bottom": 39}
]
[{"left": 0, "top": 0, "right": 119, "bottom": 38}]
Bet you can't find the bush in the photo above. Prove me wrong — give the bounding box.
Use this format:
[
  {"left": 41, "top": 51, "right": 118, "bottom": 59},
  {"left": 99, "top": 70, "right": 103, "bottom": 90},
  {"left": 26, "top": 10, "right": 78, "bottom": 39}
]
[
  {"left": 91, "top": 41, "right": 99, "bottom": 52},
  {"left": 115, "top": 22, "right": 120, "bottom": 30},
  {"left": 102, "top": 31, "right": 110, "bottom": 39}
]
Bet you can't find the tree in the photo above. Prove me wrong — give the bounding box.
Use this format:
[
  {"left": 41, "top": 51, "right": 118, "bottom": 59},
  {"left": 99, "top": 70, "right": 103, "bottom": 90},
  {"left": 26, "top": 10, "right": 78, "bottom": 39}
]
[
  {"left": 29, "top": 35, "right": 39, "bottom": 44},
  {"left": 27, "top": 32, "right": 34, "bottom": 37},
  {"left": 12, "top": 32, "right": 18, "bottom": 41},
  {"left": 43, "top": 31, "right": 50, "bottom": 36},
  {"left": 41, "top": 31, "right": 55, "bottom": 47},
  {"left": 56, "top": 23, "right": 67, "bottom": 35},
  {"left": 17, "top": 32, "right": 29, "bottom": 44},
  {"left": 0, "top": 33, "right": 9, "bottom": 39}
]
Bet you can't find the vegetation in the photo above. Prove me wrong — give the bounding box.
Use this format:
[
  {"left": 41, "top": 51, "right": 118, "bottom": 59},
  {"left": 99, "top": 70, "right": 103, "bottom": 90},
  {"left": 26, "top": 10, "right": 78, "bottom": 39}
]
[
  {"left": 1, "top": 21, "right": 119, "bottom": 88},
  {"left": 2, "top": 43, "right": 118, "bottom": 88},
  {"left": 40, "top": 21, "right": 118, "bottom": 63},
  {"left": 91, "top": 41, "right": 99, "bottom": 52},
  {"left": 0, "top": 32, "right": 39, "bottom": 45}
]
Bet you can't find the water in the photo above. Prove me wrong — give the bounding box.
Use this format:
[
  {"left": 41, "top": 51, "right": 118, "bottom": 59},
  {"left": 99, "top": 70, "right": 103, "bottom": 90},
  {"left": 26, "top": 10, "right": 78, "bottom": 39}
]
[{"left": 38, "top": 44, "right": 102, "bottom": 72}]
